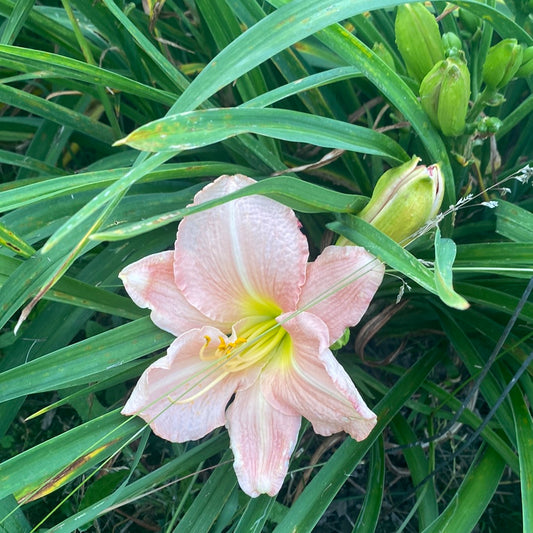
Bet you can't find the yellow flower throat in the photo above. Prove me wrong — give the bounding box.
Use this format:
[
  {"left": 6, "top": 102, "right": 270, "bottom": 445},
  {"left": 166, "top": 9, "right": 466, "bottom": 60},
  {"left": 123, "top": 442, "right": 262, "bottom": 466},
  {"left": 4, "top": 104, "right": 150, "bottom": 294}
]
[{"left": 200, "top": 317, "right": 292, "bottom": 373}]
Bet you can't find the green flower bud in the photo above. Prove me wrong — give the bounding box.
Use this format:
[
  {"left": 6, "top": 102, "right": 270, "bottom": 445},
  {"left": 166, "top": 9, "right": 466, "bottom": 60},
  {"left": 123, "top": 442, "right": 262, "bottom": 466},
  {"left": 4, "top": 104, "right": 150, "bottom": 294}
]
[
  {"left": 458, "top": 8, "right": 480, "bottom": 36},
  {"left": 373, "top": 42, "right": 396, "bottom": 71},
  {"left": 516, "top": 46, "right": 533, "bottom": 78},
  {"left": 357, "top": 156, "right": 445, "bottom": 244},
  {"left": 474, "top": 116, "right": 503, "bottom": 136},
  {"left": 395, "top": 3, "right": 445, "bottom": 84},
  {"left": 482, "top": 39, "right": 524, "bottom": 89},
  {"left": 420, "top": 57, "right": 471, "bottom": 137},
  {"left": 442, "top": 32, "right": 463, "bottom": 57}
]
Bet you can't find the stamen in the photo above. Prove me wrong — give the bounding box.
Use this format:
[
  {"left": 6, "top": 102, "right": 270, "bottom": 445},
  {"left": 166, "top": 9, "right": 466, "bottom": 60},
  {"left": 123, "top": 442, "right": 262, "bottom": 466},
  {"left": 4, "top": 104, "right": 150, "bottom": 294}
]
[
  {"left": 199, "top": 335, "right": 221, "bottom": 361},
  {"left": 193, "top": 319, "right": 289, "bottom": 402},
  {"left": 225, "top": 323, "right": 287, "bottom": 372}
]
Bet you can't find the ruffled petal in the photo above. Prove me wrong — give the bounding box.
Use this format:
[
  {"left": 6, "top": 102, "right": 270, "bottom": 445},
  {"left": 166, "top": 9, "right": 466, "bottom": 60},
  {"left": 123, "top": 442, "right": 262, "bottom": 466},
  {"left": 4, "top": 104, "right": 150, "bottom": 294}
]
[
  {"left": 298, "top": 245, "right": 384, "bottom": 344},
  {"left": 263, "top": 312, "right": 377, "bottom": 441},
  {"left": 122, "top": 326, "right": 242, "bottom": 442},
  {"left": 174, "top": 175, "right": 309, "bottom": 323},
  {"left": 119, "top": 251, "right": 229, "bottom": 336},
  {"left": 226, "top": 382, "right": 301, "bottom": 497}
]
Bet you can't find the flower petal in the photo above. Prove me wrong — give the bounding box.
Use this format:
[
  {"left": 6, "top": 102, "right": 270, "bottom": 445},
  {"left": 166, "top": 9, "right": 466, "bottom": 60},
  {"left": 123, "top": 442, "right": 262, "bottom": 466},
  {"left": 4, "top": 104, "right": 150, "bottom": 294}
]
[
  {"left": 174, "top": 175, "right": 309, "bottom": 323},
  {"left": 264, "top": 312, "right": 377, "bottom": 441},
  {"left": 119, "top": 251, "right": 228, "bottom": 336},
  {"left": 122, "top": 326, "right": 242, "bottom": 442},
  {"left": 298, "top": 245, "right": 384, "bottom": 344},
  {"left": 226, "top": 382, "right": 301, "bottom": 497}
]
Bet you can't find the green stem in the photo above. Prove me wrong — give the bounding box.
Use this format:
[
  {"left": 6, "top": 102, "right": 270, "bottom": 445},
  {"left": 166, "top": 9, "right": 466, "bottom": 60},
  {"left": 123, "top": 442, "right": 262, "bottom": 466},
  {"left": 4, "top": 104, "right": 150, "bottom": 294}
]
[{"left": 467, "top": 86, "right": 496, "bottom": 122}]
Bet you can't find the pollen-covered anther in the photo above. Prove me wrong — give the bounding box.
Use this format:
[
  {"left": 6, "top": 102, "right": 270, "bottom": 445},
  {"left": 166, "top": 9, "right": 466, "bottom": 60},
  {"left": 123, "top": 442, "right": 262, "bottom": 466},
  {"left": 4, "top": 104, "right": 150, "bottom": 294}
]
[
  {"left": 224, "top": 324, "right": 287, "bottom": 373},
  {"left": 212, "top": 336, "right": 247, "bottom": 358}
]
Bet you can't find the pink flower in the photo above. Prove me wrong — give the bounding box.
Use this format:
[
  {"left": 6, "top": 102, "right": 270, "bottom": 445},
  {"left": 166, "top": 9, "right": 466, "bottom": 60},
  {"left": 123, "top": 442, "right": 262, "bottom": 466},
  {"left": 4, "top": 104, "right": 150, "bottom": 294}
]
[{"left": 120, "top": 175, "right": 384, "bottom": 497}]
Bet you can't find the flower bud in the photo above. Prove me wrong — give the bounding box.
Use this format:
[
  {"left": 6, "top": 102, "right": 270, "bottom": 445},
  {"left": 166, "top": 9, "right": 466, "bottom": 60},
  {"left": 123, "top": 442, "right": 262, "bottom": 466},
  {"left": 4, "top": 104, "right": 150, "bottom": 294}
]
[
  {"left": 395, "top": 3, "right": 445, "bottom": 84},
  {"left": 357, "top": 156, "right": 444, "bottom": 244},
  {"left": 475, "top": 116, "right": 503, "bottom": 135},
  {"left": 482, "top": 39, "right": 524, "bottom": 89},
  {"left": 420, "top": 56, "right": 471, "bottom": 137},
  {"left": 458, "top": 8, "right": 480, "bottom": 37},
  {"left": 516, "top": 46, "right": 533, "bottom": 78},
  {"left": 442, "top": 32, "right": 463, "bottom": 57}
]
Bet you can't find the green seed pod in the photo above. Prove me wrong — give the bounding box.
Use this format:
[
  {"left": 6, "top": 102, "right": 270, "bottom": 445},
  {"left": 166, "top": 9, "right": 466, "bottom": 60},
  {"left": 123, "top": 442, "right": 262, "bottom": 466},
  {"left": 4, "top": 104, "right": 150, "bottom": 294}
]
[
  {"left": 516, "top": 46, "right": 533, "bottom": 78},
  {"left": 357, "top": 156, "right": 445, "bottom": 244},
  {"left": 420, "top": 57, "right": 471, "bottom": 137},
  {"left": 482, "top": 39, "right": 524, "bottom": 89},
  {"left": 395, "top": 3, "right": 445, "bottom": 84}
]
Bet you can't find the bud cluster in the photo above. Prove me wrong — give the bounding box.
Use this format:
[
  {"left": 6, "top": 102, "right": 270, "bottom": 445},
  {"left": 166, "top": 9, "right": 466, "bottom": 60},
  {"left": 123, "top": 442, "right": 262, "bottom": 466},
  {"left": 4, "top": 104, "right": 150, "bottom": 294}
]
[
  {"left": 395, "top": 3, "right": 470, "bottom": 136},
  {"left": 394, "top": 3, "right": 530, "bottom": 137}
]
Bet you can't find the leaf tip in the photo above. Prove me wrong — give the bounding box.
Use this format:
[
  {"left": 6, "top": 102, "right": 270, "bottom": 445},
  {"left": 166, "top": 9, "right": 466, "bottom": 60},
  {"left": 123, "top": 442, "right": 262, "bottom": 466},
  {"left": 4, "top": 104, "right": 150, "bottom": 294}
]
[{"left": 112, "top": 136, "right": 128, "bottom": 147}]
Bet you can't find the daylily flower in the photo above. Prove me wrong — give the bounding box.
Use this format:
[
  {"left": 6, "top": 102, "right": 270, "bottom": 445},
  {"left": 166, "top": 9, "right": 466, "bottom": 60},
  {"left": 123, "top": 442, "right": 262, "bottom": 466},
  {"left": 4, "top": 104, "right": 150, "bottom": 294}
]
[{"left": 120, "top": 175, "right": 384, "bottom": 497}]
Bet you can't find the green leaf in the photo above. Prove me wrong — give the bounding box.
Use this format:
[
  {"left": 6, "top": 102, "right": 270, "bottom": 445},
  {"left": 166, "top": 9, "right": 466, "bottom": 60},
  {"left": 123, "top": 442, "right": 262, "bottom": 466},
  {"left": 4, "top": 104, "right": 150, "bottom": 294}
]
[
  {"left": 93, "top": 176, "right": 369, "bottom": 241},
  {"left": 173, "top": 451, "right": 238, "bottom": 533},
  {"left": 455, "top": 242, "right": 533, "bottom": 266},
  {"left": 454, "top": 282, "right": 533, "bottom": 322},
  {"left": 0, "top": 254, "right": 143, "bottom": 318},
  {"left": 496, "top": 200, "right": 533, "bottom": 242},
  {"left": 242, "top": 66, "right": 362, "bottom": 109},
  {"left": 116, "top": 107, "right": 407, "bottom": 162},
  {"left": 0, "top": 495, "right": 31, "bottom": 533},
  {"left": 329, "top": 215, "right": 469, "bottom": 309},
  {"left": 434, "top": 228, "right": 470, "bottom": 310},
  {"left": 0, "top": 147, "right": 65, "bottom": 176},
  {"left": 0, "top": 318, "right": 172, "bottom": 402},
  {"left": 436, "top": 310, "right": 516, "bottom": 443},
  {"left": 0, "top": 45, "right": 176, "bottom": 105},
  {"left": 0, "top": 0, "right": 34, "bottom": 45},
  {"left": 351, "top": 436, "right": 385, "bottom": 533},
  {"left": 0, "top": 410, "right": 144, "bottom": 502},
  {"left": 421, "top": 446, "right": 505, "bottom": 533},
  {"left": 100, "top": 0, "right": 190, "bottom": 94},
  {"left": 0, "top": 162, "right": 253, "bottom": 212},
  {"left": 0, "top": 224, "right": 35, "bottom": 258},
  {"left": 510, "top": 384, "right": 533, "bottom": 532},
  {"left": 172, "top": 0, "right": 404, "bottom": 113},
  {"left": 0, "top": 84, "right": 115, "bottom": 144},
  {"left": 390, "top": 416, "right": 437, "bottom": 530},
  {"left": 234, "top": 495, "right": 277, "bottom": 533},
  {"left": 47, "top": 435, "right": 229, "bottom": 532}
]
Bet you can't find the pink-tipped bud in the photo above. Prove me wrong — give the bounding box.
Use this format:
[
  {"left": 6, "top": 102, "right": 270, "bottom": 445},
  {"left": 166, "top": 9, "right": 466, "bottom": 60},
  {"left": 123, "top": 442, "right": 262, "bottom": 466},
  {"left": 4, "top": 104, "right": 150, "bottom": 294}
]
[{"left": 357, "top": 156, "right": 444, "bottom": 243}]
